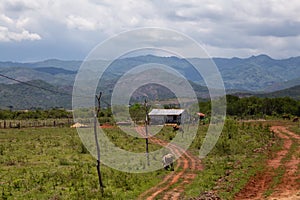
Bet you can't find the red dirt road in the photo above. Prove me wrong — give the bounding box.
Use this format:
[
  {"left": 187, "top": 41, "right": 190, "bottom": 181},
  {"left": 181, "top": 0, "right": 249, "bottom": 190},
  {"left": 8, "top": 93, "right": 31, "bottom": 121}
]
[
  {"left": 136, "top": 126, "right": 203, "bottom": 200},
  {"left": 235, "top": 126, "right": 300, "bottom": 200}
]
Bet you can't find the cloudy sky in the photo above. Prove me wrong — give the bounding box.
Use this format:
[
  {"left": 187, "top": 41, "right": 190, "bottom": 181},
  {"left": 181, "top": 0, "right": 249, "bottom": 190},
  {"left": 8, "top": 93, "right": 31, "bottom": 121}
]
[{"left": 1, "top": 0, "right": 300, "bottom": 61}]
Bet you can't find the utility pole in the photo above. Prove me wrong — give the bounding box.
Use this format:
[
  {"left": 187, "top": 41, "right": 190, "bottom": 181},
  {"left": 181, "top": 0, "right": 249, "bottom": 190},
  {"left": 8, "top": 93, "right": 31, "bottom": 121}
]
[
  {"left": 144, "top": 99, "right": 150, "bottom": 166},
  {"left": 95, "top": 92, "right": 104, "bottom": 195}
]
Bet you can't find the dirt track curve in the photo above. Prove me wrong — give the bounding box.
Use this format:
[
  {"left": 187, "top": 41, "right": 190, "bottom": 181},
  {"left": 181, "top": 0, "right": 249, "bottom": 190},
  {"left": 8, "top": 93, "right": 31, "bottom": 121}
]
[
  {"left": 136, "top": 126, "right": 203, "bottom": 200},
  {"left": 235, "top": 126, "right": 300, "bottom": 200}
]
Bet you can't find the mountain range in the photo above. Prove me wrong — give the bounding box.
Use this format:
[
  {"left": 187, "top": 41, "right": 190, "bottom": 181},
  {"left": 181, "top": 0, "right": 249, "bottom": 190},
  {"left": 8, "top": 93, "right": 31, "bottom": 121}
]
[{"left": 0, "top": 54, "right": 300, "bottom": 109}]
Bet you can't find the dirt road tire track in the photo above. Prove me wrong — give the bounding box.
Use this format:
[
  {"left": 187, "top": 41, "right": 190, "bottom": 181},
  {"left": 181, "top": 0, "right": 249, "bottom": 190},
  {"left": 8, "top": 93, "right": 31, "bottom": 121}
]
[
  {"left": 136, "top": 126, "right": 203, "bottom": 200},
  {"left": 268, "top": 126, "right": 300, "bottom": 200},
  {"left": 235, "top": 126, "right": 300, "bottom": 200}
]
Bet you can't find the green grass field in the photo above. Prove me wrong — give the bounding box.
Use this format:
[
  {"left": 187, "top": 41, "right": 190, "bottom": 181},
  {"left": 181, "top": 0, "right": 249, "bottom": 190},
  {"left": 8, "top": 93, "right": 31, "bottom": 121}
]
[
  {"left": 0, "top": 119, "right": 279, "bottom": 199},
  {"left": 0, "top": 127, "right": 168, "bottom": 199}
]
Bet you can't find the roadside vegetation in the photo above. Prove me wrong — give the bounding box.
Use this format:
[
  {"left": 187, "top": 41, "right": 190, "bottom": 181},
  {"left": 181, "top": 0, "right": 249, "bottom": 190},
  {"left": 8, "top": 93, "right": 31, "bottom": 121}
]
[
  {"left": 0, "top": 95, "right": 300, "bottom": 199},
  {"left": 0, "top": 108, "right": 72, "bottom": 120},
  {"left": 185, "top": 119, "right": 275, "bottom": 199},
  {"left": 0, "top": 128, "right": 168, "bottom": 199}
]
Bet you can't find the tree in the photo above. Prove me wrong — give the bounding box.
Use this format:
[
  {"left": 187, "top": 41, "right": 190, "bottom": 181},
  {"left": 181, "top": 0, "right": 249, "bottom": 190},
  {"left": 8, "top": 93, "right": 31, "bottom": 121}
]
[{"left": 129, "top": 103, "right": 145, "bottom": 124}]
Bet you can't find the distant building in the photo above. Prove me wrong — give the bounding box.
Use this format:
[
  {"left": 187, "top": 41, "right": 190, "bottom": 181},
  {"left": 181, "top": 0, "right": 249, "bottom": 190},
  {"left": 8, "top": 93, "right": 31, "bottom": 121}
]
[{"left": 148, "top": 109, "right": 185, "bottom": 125}]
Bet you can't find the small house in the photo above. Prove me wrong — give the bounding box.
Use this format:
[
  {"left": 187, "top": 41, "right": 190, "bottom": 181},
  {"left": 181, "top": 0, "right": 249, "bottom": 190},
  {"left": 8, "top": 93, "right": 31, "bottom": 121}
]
[{"left": 148, "top": 109, "right": 185, "bottom": 125}]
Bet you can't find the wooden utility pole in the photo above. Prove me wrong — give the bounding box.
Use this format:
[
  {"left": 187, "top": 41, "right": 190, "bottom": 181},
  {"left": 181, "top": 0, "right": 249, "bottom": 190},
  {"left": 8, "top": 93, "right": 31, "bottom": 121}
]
[
  {"left": 95, "top": 92, "right": 104, "bottom": 195},
  {"left": 96, "top": 92, "right": 102, "bottom": 117},
  {"left": 144, "top": 99, "right": 150, "bottom": 166}
]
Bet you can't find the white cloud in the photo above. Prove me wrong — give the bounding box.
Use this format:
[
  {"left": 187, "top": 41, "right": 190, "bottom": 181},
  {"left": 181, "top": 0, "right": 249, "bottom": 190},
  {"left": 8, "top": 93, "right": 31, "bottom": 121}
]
[
  {"left": 0, "top": 11, "right": 41, "bottom": 42},
  {"left": 16, "top": 17, "right": 29, "bottom": 29},
  {"left": 0, "top": 14, "right": 14, "bottom": 24},
  {"left": 0, "top": 25, "right": 41, "bottom": 42},
  {"left": 1, "top": 0, "right": 300, "bottom": 59},
  {"left": 65, "top": 15, "right": 97, "bottom": 31},
  {"left": 3, "top": 0, "right": 40, "bottom": 12},
  {"left": 0, "top": 13, "right": 41, "bottom": 42}
]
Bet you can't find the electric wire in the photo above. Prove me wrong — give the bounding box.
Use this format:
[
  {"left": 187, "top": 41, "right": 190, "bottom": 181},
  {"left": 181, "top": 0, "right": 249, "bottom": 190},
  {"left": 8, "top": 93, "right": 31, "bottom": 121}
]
[{"left": 0, "top": 73, "right": 111, "bottom": 106}]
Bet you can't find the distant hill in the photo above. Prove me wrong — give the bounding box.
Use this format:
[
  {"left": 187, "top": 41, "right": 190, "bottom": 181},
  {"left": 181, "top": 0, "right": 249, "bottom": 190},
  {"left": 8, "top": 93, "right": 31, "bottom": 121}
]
[
  {"left": 121, "top": 54, "right": 300, "bottom": 91},
  {"left": 1, "top": 54, "right": 300, "bottom": 92},
  {"left": 95, "top": 54, "right": 300, "bottom": 91},
  {"left": 1, "top": 54, "right": 300, "bottom": 109},
  {"left": 212, "top": 55, "right": 300, "bottom": 91},
  {"left": 129, "top": 81, "right": 210, "bottom": 102},
  {"left": 0, "top": 59, "right": 82, "bottom": 71},
  {"left": 258, "top": 85, "right": 300, "bottom": 99},
  {"left": 230, "top": 83, "right": 300, "bottom": 100},
  {"left": 0, "top": 67, "right": 75, "bottom": 86},
  {"left": 263, "top": 77, "right": 300, "bottom": 92},
  {"left": 0, "top": 80, "right": 71, "bottom": 110},
  {"left": 1, "top": 55, "right": 300, "bottom": 91},
  {"left": 29, "top": 59, "right": 82, "bottom": 71},
  {"left": 34, "top": 67, "right": 76, "bottom": 75},
  {"left": 0, "top": 79, "right": 299, "bottom": 110},
  {"left": 0, "top": 79, "right": 210, "bottom": 110}
]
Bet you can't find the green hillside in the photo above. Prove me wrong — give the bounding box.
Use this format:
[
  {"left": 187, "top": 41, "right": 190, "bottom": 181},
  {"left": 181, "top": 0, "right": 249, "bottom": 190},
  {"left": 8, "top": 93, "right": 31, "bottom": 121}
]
[
  {"left": 1, "top": 55, "right": 300, "bottom": 92},
  {"left": 259, "top": 85, "right": 300, "bottom": 99},
  {"left": 0, "top": 80, "right": 71, "bottom": 110}
]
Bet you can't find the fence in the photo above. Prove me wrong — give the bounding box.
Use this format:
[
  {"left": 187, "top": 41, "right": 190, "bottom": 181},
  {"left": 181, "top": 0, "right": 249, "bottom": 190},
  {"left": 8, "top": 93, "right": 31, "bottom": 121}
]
[{"left": 0, "top": 118, "right": 73, "bottom": 128}]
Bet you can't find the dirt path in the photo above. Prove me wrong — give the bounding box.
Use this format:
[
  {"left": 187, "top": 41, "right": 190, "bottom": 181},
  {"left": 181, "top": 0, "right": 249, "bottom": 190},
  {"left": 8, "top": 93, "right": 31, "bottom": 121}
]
[
  {"left": 136, "top": 126, "right": 203, "bottom": 200},
  {"left": 235, "top": 126, "right": 300, "bottom": 200}
]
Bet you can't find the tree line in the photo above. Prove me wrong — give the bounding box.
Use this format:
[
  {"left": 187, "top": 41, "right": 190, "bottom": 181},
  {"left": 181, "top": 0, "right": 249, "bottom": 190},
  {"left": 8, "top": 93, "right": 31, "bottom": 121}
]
[
  {"left": 1, "top": 96, "right": 299, "bottom": 120},
  {"left": 226, "top": 95, "right": 300, "bottom": 118},
  {"left": 0, "top": 109, "right": 72, "bottom": 120}
]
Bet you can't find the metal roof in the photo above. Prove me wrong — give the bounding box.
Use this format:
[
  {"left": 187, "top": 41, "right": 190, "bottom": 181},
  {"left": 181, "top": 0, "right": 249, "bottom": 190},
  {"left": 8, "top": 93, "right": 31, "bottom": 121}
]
[{"left": 149, "top": 109, "right": 185, "bottom": 116}]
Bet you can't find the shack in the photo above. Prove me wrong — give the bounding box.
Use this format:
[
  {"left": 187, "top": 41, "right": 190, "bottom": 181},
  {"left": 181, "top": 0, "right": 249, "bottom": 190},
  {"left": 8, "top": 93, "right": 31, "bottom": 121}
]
[{"left": 148, "top": 109, "right": 184, "bottom": 125}]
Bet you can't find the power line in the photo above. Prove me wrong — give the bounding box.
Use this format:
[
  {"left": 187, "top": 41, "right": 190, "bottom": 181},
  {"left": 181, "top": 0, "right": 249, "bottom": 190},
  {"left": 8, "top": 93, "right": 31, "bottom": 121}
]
[
  {"left": 0, "top": 73, "right": 111, "bottom": 106},
  {"left": 0, "top": 73, "right": 73, "bottom": 96}
]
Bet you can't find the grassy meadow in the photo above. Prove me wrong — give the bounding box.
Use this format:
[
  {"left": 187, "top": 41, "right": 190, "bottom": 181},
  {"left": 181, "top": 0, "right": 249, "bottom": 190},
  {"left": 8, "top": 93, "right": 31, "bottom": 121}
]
[
  {"left": 0, "top": 127, "right": 167, "bottom": 199},
  {"left": 0, "top": 119, "right": 291, "bottom": 199}
]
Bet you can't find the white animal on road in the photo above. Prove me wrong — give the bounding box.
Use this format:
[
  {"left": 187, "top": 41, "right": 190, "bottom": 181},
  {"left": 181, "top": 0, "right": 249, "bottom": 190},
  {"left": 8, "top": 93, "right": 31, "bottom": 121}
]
[{"left": 162, "top": 153, "right": 175, "bottom": 170}]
